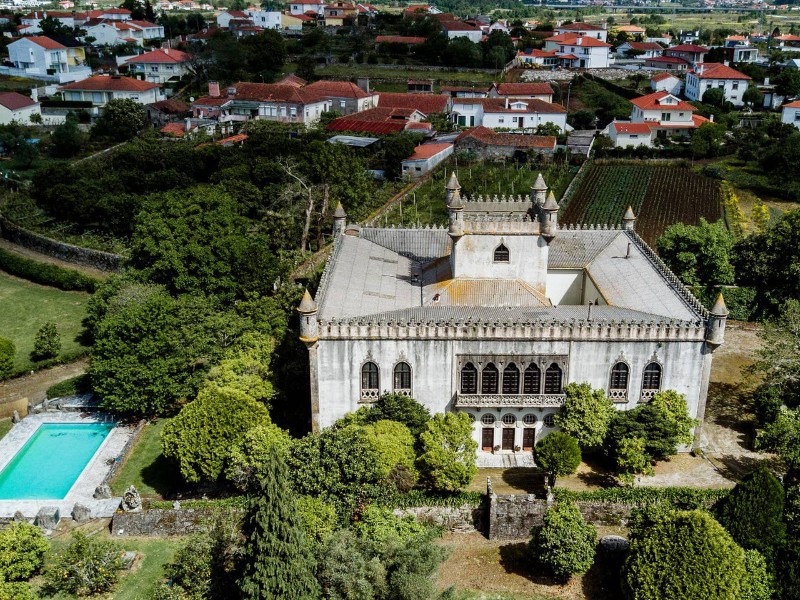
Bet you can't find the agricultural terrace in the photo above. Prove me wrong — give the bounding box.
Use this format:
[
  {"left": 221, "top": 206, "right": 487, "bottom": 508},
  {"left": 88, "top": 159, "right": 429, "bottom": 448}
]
[{"left": 561, "top": 163, "right": 723, "bottom": 245}]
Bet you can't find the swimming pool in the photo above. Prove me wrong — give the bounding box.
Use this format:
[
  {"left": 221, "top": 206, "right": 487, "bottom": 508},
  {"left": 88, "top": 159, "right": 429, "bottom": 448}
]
[{"left": 0, "top": 423, "right": 114, "bottom": 500}]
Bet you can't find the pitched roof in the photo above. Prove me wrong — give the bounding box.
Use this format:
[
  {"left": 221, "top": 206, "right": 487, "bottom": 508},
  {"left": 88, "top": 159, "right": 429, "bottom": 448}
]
[
  {"left": 491, "top": 82, "right": 553, "bottom": 97},
  {"left": 455, "top": 126, "right": 556, "bottom": 149},
  {"left": 147, "top": 98, "right": 189, "bottom": 113},
  {"left": 378, "top": 92, "right": 448, "bottom": 114},
  {"left": 440, "top": 20, "right": 480, "bottom": 31},
  {"left": 128, "top": 20, "right": 161, "bottom": 28},
  {"left": 691, "top": 62, "right": 751, "bottom": 80},
  {"left": 160, "top": 122, "right": 192, "bottom": 137},
  {"left": 125, "top": 48, "right": 190, "bottom": 64},
  {"left": 305, "top": 80, "right": 373, "bottom": 99},
  {"left": 192, "top": 95, "right": 231, "bottom": 107},
  {"left": 59, "top": 74, "right": 160, "bottom": 92},
  {"left": 276, "top": 73, "right": 307, "bottom": 87},
  {"left": 611, "top": 121, "right": 653, "bottom": 135},
  {"left": 517, "top": 48, "right": 559, "bottom": 58},
  {"left": 544, "top": 32, "right": 611, "bottom": 47},
  {"left": 375, "top": 35, "right": 426, "bottom": 44},
  {"left": 0, "top": 91, "right": 37, "bottom": 111},
  {"left": 651, "top": 71, "right": 678, "bottom": 82},
  {"left": 645, "top": 56, "right": 688, "bottom": 64},
  {"left": 783, "top": 100, "right": 800, "bottom": 108},
  {"left": 23, "top": 36, "right": 66, "bottom": 50},
  {"left": 454, "top": 97, "right": 566, "bottom": 114},
  {"left": 326, "top": 107, "right": 423, "bottom": 134},
  {"left": 623, "top": 41, "right": 663, "bottom": 51},
  {"left": 229, "top": 81, "right": 326, "bottom": 104},
  {"left": 405, "top": 142, "right": 452, "bottom": 160},
  {"left": 630, "top": 91, "right": 696, "bottom": 112},
  {"left": 556, "top": 21, "right": 604, "bottom": 31},
  {"left": 667, "top": 43, "right": 709, "bottom": 53}
]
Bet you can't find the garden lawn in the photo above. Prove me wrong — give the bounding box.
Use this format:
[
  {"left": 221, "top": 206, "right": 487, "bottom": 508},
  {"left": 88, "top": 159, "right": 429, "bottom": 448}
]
[
  {"left": 111, "top": 419, "right": 182, "bottom": 499},
  {"left": 0, "top": 271, "right": 90, "bottom": 373},
  {"left": 0, "top": 418, "right": 11, "bottom": 440}
]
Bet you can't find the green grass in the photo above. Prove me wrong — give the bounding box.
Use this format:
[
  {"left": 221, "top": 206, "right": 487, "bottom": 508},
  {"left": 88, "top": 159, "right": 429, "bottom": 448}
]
[
  {"left": 111, "top": 419, "right": 183, "bottom": 499},
  {"left": 0, "top": 271, "right": 90, "bottom": 373},
  {"left": 0, "top": 418, "right": 12, "bottom": 441},
  {"left": 314, "top": 64, "right": 498, "bottom": 85},
  {"left": 0, "top": 75, "right": 41, "bottom": 93}
]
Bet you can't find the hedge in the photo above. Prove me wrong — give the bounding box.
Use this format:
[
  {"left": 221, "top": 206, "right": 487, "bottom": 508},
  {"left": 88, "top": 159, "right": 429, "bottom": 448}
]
[
  {"left": 385, "top": 489, "right": 484, "bottom": 509},
  {"left": 46, "top": 374, "right": 91, "bottom": 399},
  {"left": 148, "top": 496, "right": 249, "bottom": 510},
  {"left": 0, "top": 248, "right": 99, "bottom": 292},
  {"left": 553, "top": 486, "right": 729, "bottom": 508},
  {"left": 39, "top": 100, "right": 93, "bottom": 109}
]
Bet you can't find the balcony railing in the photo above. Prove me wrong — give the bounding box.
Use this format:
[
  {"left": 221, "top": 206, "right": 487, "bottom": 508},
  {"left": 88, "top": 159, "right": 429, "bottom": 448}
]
[
  {"left": 608, "top": 389, "right": 628, "bottom": 403},
  {"left": 639, "top": 389, "right": 659, "bottom": 402},
  {"left": 456, "top": 393, "right": 566, "bottom": 408},
  {"left": 360, "top": 388, "right": 380, "bottom": 402}
]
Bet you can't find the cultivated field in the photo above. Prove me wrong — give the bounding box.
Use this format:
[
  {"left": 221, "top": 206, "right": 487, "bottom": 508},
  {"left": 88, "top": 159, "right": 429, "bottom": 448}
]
[{"left": 561, "top": 163, "right": 723, "bottom": 245}]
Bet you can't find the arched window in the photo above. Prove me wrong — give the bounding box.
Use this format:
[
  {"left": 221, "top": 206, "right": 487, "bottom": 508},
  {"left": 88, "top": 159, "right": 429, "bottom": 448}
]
[
  {"left": 461, "top": 363, "right": 477, "bottom": 394},
  {"left": 523, "top": 363, "right": 541, "bottom": 394},
  {"left": 610, "top": 362, "right": 629, "bottom": 390},
  {"left": 522, "top": 414, "right": 537, "bottom": 425},
  {"left": 393, "top": 362, "right": 412, "bottom": 392},
  {"left": 493, "top": 243, "right": 510, "bottom": 263},
  {"left": 642, "top": 362, "right": 662, "bottom": 391},
  {"left": 361, "top": 362, "right": 379, "bottom": 399},
  {"left": 481, "top": 413, "right": 495, "bottom": 425},
  {"left": 502, "top": 414, "right": 516, "bottom": 425},
  {"left": 502, "top": 363, "right": 520, "bottom": 394},
  {"left": 544, "top": 363, "right": 562, "bottom": 394},
  {"left": 482, "top": 363, "right": 499, "bottom": 394},
  {"left": 543, "top": 414, "right": 556, "bottom": 427}
]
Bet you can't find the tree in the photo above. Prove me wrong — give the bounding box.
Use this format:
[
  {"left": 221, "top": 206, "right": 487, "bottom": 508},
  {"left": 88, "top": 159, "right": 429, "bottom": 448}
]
[
  {"left": 555, "top": 382, "right": 615, "bottom": 450},
  {"left": 702, "top": 87, "right": 726, "bottom": 108},
  {"left": 774, "top": 68, "right": 800, "bottom": 98},
  {"left": 691, "top": 122, "right": 726, "bottom": 158},
  {"left": 622, "top": 510, "right": 747, "bottom": 600},
  {"left": 742, "top": 85, "right": 764, "bottom": 108},
  {"left": 49, "top": 118, "right": 85, "bottom": 158},
  {"left": 535, "top": 123, "right": 562, "bottom": 136},
  {"left": 607, "top": 401, "right": 685, "bottom": 461},
  {"left": 295, "top": 496, "right": 337, "bottom": 550},
  {"left": 616, "top": 436, "right": 654, "bottom": 486},
  {"left": 656, "top": 219, "right": 736, "bottom": 287},
  {"left": 747, "top": 300, "right": 800, "bottom": 410},
  {"left": 529, "top": 501, "right": 596, "bottom": 582},
  {"left": 417, "top": 412, "right": 478, "bottom": 492},
  {"left": 39, "top": 15, "right": 73, "bottom": 36},
  {"left": 379, "top": 133, "right": 421, "bottom": 180},
  {"left": 46, "top": 531, "right": 123, "bottom": 597},
  {"left": 0, "top": 579, "right": 36, "bottom": 600},
  {"left": 650, "top": 390, "right": 696, "bottom": 447},
  {"left": 225, "top": 422, "right": 293, "bottom": 491},
  {"left": 758, "top": 407, "right": 800, "bottom": 472},
  {"left": 32, "top": 321, "right": 61, "bottom": 361},
  {"left": 0, "top": 523, "right": 48, "bottom": 582},
  {"left": 316, "top": 529, "right": 386, "bottom": 600},
  {"left": 369, "top": 393, "right": 431, "bottom": 439},
  {"left": 238, "top": 447, "right": 321, "bottom": 600},
  {"left": 240, "top": 31, "right": 287, "bottom": 76},
  {"left": 534, "top": 432, "right": 581, "bottom": 487},
  {"left": 363, "top": 420, "right": 417, "bottom": 482},
  {"left": 741, "top": 550, "right": 774, "bottom": 600},
  {"left": 162, "top": 383, "right": 273, "bottom": 483},
  {"left": 715, "top": 465, "right": 786, "bottom": 562},
  {"left": 92, "top": 98, "right": 146, "bottom": 142},
  {"left": 0, "top": 337, "right": 14, "bottom": 379},
  {"left": 442, "top": 37, "right": 482, "bottom": 68}
]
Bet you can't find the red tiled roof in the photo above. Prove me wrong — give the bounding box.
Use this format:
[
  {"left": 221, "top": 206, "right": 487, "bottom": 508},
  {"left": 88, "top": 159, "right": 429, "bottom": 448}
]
[
  {"left": 667, "top": 44, "right": 709, "bottom": 53},
  {"left": 441, "top": 20, "right": 480, "bottom": 32},
  {"left": 783, "top": 100, "right": 800, "bottom": 108},
  {"left": 612, "top": 121, "right": 653, "bottom": 135},
  {"left": 230, "top": 81, "right": 326, "bottom": 104},
  {"left": 225, "top": 10, "right": 249, "bottom": 17},
  {"left": 215, "top": 133, "right": 248, "bottom": 145},
  {"left": 624, "top": 41, "right": 663, "bottom": 51},
  {"left": 327, "top": 118, "right": 407, "bottom": 134},
  {"left": 23, "top": 11, "right": 73, "bottom": 19},
  {"left": 406, "top": 142, "right": 452, "bottom": 160},
  {"left": 276, "top": 73, "right": 307, "bottom": 87},
  {"left": 128, "top": 20, "right": 161, "bottom": 28},
  {"left": 148, "top": 98, "right": 189, "bottom": 113},
  {"left": 776, "top": 34, "right": 800, "bottom": 42},
  {"left": 544, "top": 32, "right": 611, "bottom": 47},
  {"left": 456, "top": 126, "right": 556, "bottom": 149},
  {"left": 405, "top": 121, "right": 432, "bottom": 130},
  {"left": 24, "top": 36, "right": 66, "bottom": 50},
  {"left": 305, "top": 80, "right": 373, "bottom": 99},
  {"left": 651, "top": 72, "right": 677, "bottom": 82},
  {"left": 517, "top": 48, "right": 559, "bottom": 58},
  {"left": 103, "top": 8, "right": 132, "bottom": 14},
  {"left": 556, "top": 22, "right": 604, "bottom": 31},
  {"left": 160, "top": 122, "right": 191, "bottom": 137},
  {"left": 378, "top": 92, "right": 448, "bottom": 114},
  {"left": 645, "top": 56, "right": 688, "bottom": 64},
  {"left": 292, "top": 14, "right": 314, "bottom": 21},
  {"left": 492, "top": 82, "right": 553, "bottom": 97},
  {"left": 0, "top": 91, "right": 37, "bottom": 111},
  {"left": 59, "top": 74, "right": 159, "bottom": 92},
  {"left": 630, "top": 91, "right": 696, "bottom": 112},
  {"left": 691, "top": 62, "right": 751, "bottom": 80},
  {"left": 375, "top": 35, "right": 426, "bottom": 44},
  {"left": 192, "top": 95, "right": 231, "bottom": 107},
  {"left": 126, "top": 48, "right": 189, "bottom": 64},
  {"left": 455, "top": 97, "right": 566, "bottom": 114},
  {"left": 403, "top": 4, "right": 432, "bottom": 13}
]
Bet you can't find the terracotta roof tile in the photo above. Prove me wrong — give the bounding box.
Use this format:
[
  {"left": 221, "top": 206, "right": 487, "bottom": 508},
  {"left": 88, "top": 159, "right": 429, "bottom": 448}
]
[
  {"left": 305, "top": 80, "right": 373, "bottom": 99},
  {"left": 148, "top": 98, "right": 189, "bottom": 113},
  {"left": 59, "top": 74, "right": 160, "bottom": 92},
  {"left": 456, "top": 126, "right": 556, "bottom": 149},
  {"left": 375, "top": 35, "right": 426, "bottom": 44},
  {"left": 454, "top": 97, "right": 566, "bottom": 114},
  {"left": 556, "top": 22, "right": 604, "bottom": 31},
  {"left": 545, "top": 32, "right": 611, "bottom": 47},
  {"left": 651, "top": 72, "right": 677, "bottom": 82},
  {"left": 630, "top": 91, "right": 696, "bottom": 112},
  {"left": 612, "top": 122, "right": 653, "bottom": 134},
  {"left": 667, "top": 44, "right": 709, "bottom": 53},
  {"left": 406, "top": 142, "right": 452, "bottom": 160},
  {"left": 378, "top": 92, "right": 448, "bottom": 114},
  {"left": 690, "top": 62, "right": 751, "bottom": 80},
  {"left": 24, "top": 36, "right": 66, "bottom": 50},
  {"left": 624, "top": 41, "right": 663, "bottom": 51},
  {"left": 492, "top": 82, "right": 553, "bottom": 96},
  {"left": 783, "top": 100, "right": 800, "bottom": 108},
  {"left": 230, "top": 81, "right": 326, "bottom": 104},
  {"left": 0, "top": 92, "right": 38, "bottom": 111},
  {"left": 125, "top": 48, "right": 189, "bottom": 64}
]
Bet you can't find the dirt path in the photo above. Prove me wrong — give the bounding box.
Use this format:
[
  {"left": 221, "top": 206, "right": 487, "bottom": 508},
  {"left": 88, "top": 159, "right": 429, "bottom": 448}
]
[
  {"left": 0, "top": 238, "right": 109, "bottom": 279},
  {"left": 0, "top": 358, "right": 89, "bottom": 406}
]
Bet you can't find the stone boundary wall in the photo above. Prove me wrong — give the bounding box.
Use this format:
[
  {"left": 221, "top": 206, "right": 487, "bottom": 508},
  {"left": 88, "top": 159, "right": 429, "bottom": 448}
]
[
  {"left": 394, "top": 503, "right": 484, "bottom": 532},
  {"left": 102, "top": 420, "right": 147, "bottom": 486},
  {"left": 111, "top": 508, "right": 237, "bottom": 536},
  {"left": 488, "top": 494, "right": 634, "bottom": 539},
  {"left": 0, "top": 215, "right": 123, "bottom": 273}
]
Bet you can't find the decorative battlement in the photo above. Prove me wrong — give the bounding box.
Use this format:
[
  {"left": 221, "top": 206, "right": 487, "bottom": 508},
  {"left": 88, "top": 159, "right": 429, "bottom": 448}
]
[
  {"left": 462, "top": 216, "right": 541, "bottom": 235},
  {"left": 463, "top": 194, "right": 533, "bottom": 204}
]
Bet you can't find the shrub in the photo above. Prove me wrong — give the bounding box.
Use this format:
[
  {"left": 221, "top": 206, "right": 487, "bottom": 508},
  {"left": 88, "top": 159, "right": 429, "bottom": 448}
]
[
  {"left": 47, "top": 374, "right": 91, "bottom": 399},
  {"left": 31, "top": 321, "right": 61, "bottom": 361},
  {"left": 553, "top": 486, "right": 727, "bottom": 508},
  {"left": 529, "top": 501, "right": 596, "bottom": 582},
  {"left": 616, "top": 436, "right": 654, "bottom": 486},
  {"left": 555, "top": 382, "right": 615, "bottom": 450},
  {"left": 0, "top": 522, "right": 48, "bottom": 581},
  {"left": 364, "top": 420, "right": 417, "bottom": 483},
  {"left": 0, "top": 338, "right": 15, "bottom": 380},
  {"left": 225, "top": 422, "right": 292, "bottom": 491},
  {"left": 650, "top": 390, "right": 696, "bottom": 447},
  {"left": 370, "top": 394, "right": 432, "bottom": 439},
  {"left": 607, "top": 403, "right": 683, "bottom": 461},
  {"left": 295, "top": 495, "right": 337, "bottom": 549},
  {"left": 46, "top": 531, "right": 123, "bottom": 596},
  {"left": 417, "top": 412, "right": 477, "bottom": 492},
  {"left": 715, "top": 465, "right": 786, "bottom": 561},
  {"left": 162, "top": 383, "right": 273, "bottom": 483},
  {"left": 622, "top": 510, "right": 747, "bottom": 600},
  {"left": 741, "top": 549, "right": 774, "bottom": 600},
  {"left": 316, "top": 529, "right": 387, "bottom": 600},
  {"left": 534, "top": 432, "right": 581, "bottom": 487},
  {"left": 354, "top": 505, "right": 426, "bottom": 546},
  {"left": 0, "top": 578, "right": 36, "bottom": 600},
  {"left": 0, "top": 247, "right": 98, "bottom": 292}
]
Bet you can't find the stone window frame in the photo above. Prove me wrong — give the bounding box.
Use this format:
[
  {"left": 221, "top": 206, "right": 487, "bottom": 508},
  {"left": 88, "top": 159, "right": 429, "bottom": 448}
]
[
  {"left": 393, "top": 361, "right": 413, "bottom": 396},
  {"left": 640, "top": 360, "right": 663, "bottom": 402},
  {"left": 502, "top": 413, "right": 516, "bottom": 425},
  {"left": 522, "top": 413, "right": 537, "bottom": 425},
  {"left": 461, "top": 362, "right": 478, "bottom": 394},
  {"left": 543, "top": 362, "right": 564, "bottom": 394},
  {"left": 481, "top": 413, "right": 496, "bottom": 425},
  {"left": 457, "top": 355, "right": 569, "bottom": 396},
  {"left": 360, "top": 359, "right": 380, "bottom": 401},
  {"left": 493, "top": 242, "right": 510, "bottom": 263},
  {"left": 608, "top": 360, "right": 630, "bottom": 402},
  {"left": 543, "top": 413, "right": 556, "bottom": 427}
]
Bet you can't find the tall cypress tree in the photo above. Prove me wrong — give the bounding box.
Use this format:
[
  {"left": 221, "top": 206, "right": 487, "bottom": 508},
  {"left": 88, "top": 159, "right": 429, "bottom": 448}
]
[{"left": 238, "top": 446, "right": 321, "bottom": 600}]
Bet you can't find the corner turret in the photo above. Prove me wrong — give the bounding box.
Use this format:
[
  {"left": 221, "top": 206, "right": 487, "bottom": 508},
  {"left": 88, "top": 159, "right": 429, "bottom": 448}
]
[
  {"left": 541, "top": 191, "right": 559, "bottom": 243},
  {"left": 297, "top": 288, "right": 319, "bottom": 344},
  {"left": 333, "top": 202, "right": 347, "bottom": 237},
  {"left": 623, "top": 206, "right": 636, "bottom": 231},
  {"left": 705, "top": 292, "right": 728, "bottom": 347},
  {"left": 532, "top": 173, "right": 548, "bottom": 206},
  {"left": 446, "top": 172, "right": 464, "bottom": 241}
]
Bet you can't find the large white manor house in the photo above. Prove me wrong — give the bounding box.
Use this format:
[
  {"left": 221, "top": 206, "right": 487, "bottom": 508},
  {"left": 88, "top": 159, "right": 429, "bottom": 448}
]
[{"left": 298, "top": 173, "right": 727, "bottom": 464}]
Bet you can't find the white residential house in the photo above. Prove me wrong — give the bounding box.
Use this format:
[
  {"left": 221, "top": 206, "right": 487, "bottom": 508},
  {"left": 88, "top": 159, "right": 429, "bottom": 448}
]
[
  {"left": 216, "top": 9, "right": 251, "bottom": 28},
  {"left": 664, "top": 44, "right": 708, "bottom": 68},
  {"left": 304, "top": 80, "right": 378, "bottom": 115},
  {"left": 214, "top": 82, "right": 331, "bottom": 125},
  {"left": 247, "top": 10, "right": 282, "bottom": 29},
  {"left": 554, "top": 21, "right": 608, "bottom": 42},
  {"left": 515, "top": 48, "right": 561, "bottom": 68},
  {"left": 124, "top": 48, "right": 191, "bottom": 84},
  {"left": 543, "top": 33, "right": 612, "bottom": 69},
  {"left": 487, "top": 82, "right": 554, "bottom": 103},
  {"left": 3, "top": 36, "right": 89, "bottom": 82},
  {"left": 0, "top": 91, "right": 41, "bottom": 124},
  {"left": 21, "top": 10, "right": 76, "bottom": 31},
  {"left": 607, "top": 121, "right": 655, "bottom": 148},
  {"left": 83, "top": 20, "right": 163, "bottom": 46},
  {"left": 401, "top": 142, "right": 454, "bottom": 179},
  {"left": 440, "top": 20, "right": 483, "bottom": 42},
  {"left": 287, "top": 2, "right": 325, "bottom": 15},
  {"left": 781, "top": 100, "right": 800, "bottom": 129},
  {"left": 451, "top": 98, "right": 567, "bottom": 132},
  {"left": 684, "top": 63, "right": 751, "bottom": 107},
  {"left": 59, "top": 74, "right": 164, "bottom": 106},
  {"left": 616, "top": 41, "right": 663, "bottom": 59},
  {"left": 650, "top": 72, "right": 683, "bottom": 96}
]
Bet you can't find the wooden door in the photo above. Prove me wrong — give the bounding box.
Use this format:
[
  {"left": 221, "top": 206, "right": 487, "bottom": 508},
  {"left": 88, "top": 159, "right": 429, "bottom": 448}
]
[
  {"left": 522, "top": 428, "right": 535, "bottom": 451},
  {"left": 482, "top": 428, "right": 494, "bottom": 451},
  {"left": 502, "top": 428, "right": 515, "bottom": 451}
]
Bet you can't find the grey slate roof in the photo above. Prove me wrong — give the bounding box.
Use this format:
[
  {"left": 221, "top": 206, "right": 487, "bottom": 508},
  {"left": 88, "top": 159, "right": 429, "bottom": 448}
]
[
  {"left": 359, "top": 227, "right": 451, "bottom": 263},
  {"left": 548, "top": 229, "right": 622, "bottom": 268}
]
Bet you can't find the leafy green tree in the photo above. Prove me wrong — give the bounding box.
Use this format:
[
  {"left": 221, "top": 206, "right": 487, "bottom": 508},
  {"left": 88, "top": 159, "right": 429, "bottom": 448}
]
[
  {"left": 205, "top": 332, "right": 277, "bottom": 404},
  {"left": 657, "top": 218, "right": 736, "bottom": 287},
  {"left": 380, "top": 134, "right": 422, "bottom": 180},
  {"left": 363, "top": 420, "right": 417, "bottom": 482},
  {"left": 748, "top": 300, "right": 800, "bottom": 410},
  {"left": 758, "top": 407, "right": 800, "bottom": 472},
  {"left": 715, "top": 465, "right": 786, "bottom": 561},
  {"left": 0, "top": 579, "right": 36, "bottom": 600},
  {"left": 316, "top": 529, "right": 386, "bottom": 600},
  {"left": 417, "top": 412, "right": 478, "bottom": 492},
  {"left": 238, "top": 447, "right": 321, "bottom": 600},
  {"left": 775, "top": 68, "right": 800, "bottom": 98},
  {"left": 701, "top": 87, "right": 726, "bottom": 108},
  {"left": 240, "top": 30, "right": 287, "bottom": 76},
  {"left": 46, "top": 531, "right": 123, "bottom": 597},
  {"left": 225, "top": 422, "right": 293, "bottom": 491},
  {"left": 49, "top": 118, "right": 85, "bottom": 158},
  {"left": 295, "top": 495, "right": 337, "bottom": 550},
  {"left": 535, "top": 431, "right": 581, "bottom": 487},
  {"left": 0, "top": 523, "right": 48, "bottom": 581},
  {"left": 369, "top": 393, "right": 431, "bottom": 439},
  {"left": 691, "top": 122, "right": 727, "bottom": 158},
  {"left": 742, "top": 85, "right": 764, "bottom": 108},
  {"left": 32, "top": 321, "right": 61, "bottom": 361},
  {"left": 39, "top": 15, "right": 73, "bottom": 36},
  {"left": 650, "top": 390, "right": 696, "bottom": 447},
  {"left": 93, "top": 98, "right": 147, "bottom": 142},
  {"left": 555, "top": 382, "right": 615, "bottom": 450},
  {"left": 443, "top": 37, "right": 482, "bottom": 68},
  {"left": 354, "top": 505, "right": 426, "bottom": 546},
  {"left": 622, "top": 510, "right": 747, "bottom": 600},
  {"left": 162, "top": 383, "right": 273, "bottom": 483},
  {"left": 616, "top": 436, "right": 654, "bottom": 486},
  {"left": 608, "top": 402, "right": 684, "bottom": 461},
  {"left": 741, "top": 550, "right": 774, "bottom": 600},
  {"left": 535, "top": 123, "right": 562, "bottom": 136},
  {"left": 0, "top": 337, "right": 14, "bottom": 379},
  {"left": 529, "top": 501, "right": 596, "bottom": 582}
]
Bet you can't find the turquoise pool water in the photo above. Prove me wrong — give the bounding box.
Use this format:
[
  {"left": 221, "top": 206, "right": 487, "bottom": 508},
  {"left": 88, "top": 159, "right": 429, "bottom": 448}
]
[{"left": 0, "top": 423, "right": 114, "bottom": 500}]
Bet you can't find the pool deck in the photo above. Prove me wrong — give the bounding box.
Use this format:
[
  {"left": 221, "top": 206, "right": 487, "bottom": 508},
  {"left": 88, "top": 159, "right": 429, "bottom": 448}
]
[{"left": 0, "top": 412, "right": 134, "bottom": 519}]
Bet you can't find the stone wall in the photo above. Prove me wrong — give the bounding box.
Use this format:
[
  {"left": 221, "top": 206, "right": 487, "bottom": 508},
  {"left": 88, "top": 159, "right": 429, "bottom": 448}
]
[
  {"left": 394, "top": 503, "right": 484, "bottom": 532},
  {"left": 0, "top": 215, "right": 123, "bottom": 272},
  {"left": 487, "top": 494, "right": 636, "bottom": 539},
  {"left": 111, "top": 509, "right": 232, "bottom": 536}
]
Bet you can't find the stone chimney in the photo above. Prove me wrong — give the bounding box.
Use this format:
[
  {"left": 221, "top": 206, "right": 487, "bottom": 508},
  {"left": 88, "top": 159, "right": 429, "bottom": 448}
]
[
  {"left": 31, "top": 87, "right": 38, "bottom": 103},
  {"left": 208, "top": 80, "right": 220, "bottom": 97},
  {"left": 357, "top": 77, "right": 370, "bottom": 94}
]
